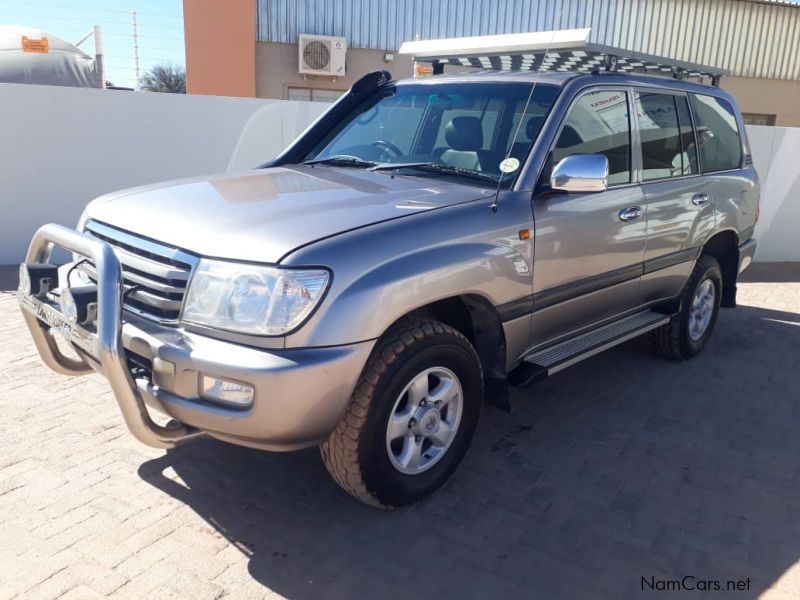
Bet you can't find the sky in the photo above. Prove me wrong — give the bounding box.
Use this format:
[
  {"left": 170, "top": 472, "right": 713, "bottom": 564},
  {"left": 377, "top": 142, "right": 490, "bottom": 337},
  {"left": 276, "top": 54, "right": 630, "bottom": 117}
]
[{"left": 0, "top": 0, "right": 184, "bottom": 88}]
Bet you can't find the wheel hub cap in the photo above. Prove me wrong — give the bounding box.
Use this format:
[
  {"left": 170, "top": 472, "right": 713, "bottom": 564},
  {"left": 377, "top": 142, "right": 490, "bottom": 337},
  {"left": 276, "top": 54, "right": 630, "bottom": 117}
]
[
  {"left": 688, "top": 278, "right": 716, "bottom": 341},
  {"left": 385, "top": 366, "right": 464, "bottom": 475},
  {"left": 414, "top": 406, "right": 441, "bottom": 436}
]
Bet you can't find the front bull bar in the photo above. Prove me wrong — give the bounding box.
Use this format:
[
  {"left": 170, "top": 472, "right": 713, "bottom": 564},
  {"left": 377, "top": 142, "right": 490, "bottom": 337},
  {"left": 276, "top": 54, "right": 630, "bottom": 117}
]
[{"left": 18, "top": 223, "right": 203, "bottom": 449}]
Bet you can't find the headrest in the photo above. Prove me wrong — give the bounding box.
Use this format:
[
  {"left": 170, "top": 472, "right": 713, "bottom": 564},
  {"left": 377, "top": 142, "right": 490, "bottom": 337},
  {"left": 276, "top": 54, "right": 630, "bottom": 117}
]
[
  {"left": 445, "top": 116, "right": 483, "bottom": 151},
  {"left": 526, "top": 116, "right": 545, "bottom": 140}
]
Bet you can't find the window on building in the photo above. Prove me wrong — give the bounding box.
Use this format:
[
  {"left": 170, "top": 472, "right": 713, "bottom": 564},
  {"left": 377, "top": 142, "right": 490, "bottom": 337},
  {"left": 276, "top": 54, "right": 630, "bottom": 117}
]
[
  {"left": 635, "top": 92, "right": 697, "bottom": 181},
  {"left": 742, "top": 113, "right": 776, "bottom": 127},
  {"left": 287, "top": 87, "right": 344, "bottom": 103},
  {"left": 553, "top": 90, "right": 631, "bottom": 186},
  {"left": 690, "top": 94, "right": 742, "bottom": 172}
]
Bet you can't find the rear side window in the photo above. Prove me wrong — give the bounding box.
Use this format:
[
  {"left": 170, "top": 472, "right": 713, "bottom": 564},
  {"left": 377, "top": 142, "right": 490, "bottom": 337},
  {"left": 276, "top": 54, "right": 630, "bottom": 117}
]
[
  {"left": 635, "top": 92, "right": 698, "bottom": 180},
  {"left": 553, "top": 90, "right": 631, "bottom": 186},
  {"left": 690, "top": 94, "right": 742, "bottom": 172}
]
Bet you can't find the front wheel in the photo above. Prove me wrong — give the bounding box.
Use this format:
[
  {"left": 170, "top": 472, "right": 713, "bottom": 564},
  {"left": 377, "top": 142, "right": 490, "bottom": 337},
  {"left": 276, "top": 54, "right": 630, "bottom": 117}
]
[
  {"left": 321, "top": 319, "right": 482, "bottom": 508},
  {"left": 654, "top": 255, "right": 723, "bottom": 359}
]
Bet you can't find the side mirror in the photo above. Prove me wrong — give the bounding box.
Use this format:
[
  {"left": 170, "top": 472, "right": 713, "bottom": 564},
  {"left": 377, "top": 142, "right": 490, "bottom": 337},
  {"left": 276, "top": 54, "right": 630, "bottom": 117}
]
[{"left": 550, "top": 154, "right": 609, "bottom": 193}]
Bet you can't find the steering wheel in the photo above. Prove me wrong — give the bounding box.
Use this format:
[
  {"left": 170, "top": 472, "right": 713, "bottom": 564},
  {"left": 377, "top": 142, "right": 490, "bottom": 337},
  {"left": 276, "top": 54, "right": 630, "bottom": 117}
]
[{"left": 372, "top": 140, "right": 403, "bottom": 160}]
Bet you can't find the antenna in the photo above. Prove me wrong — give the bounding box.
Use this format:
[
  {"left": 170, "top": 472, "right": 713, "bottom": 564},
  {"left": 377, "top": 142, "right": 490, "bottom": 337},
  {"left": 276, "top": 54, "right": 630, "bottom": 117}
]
[
  {"left": 489, "top": 0, "right": 572, "bottom": 212},
  {"left": 131, "top": 10, "right": 141, "bottom": 87}
]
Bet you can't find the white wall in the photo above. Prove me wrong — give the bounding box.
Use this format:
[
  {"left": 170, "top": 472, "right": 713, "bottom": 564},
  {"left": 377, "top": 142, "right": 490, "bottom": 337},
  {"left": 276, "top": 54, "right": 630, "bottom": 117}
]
[
  {"left": 0, "top": 83, "right": 328, "bottom": 264},
  {"left": 0, "top": 83, "right": 797, "bottom": 264},
  {"left": 747, "top": 126, "right": 800, "bottom": 262}
]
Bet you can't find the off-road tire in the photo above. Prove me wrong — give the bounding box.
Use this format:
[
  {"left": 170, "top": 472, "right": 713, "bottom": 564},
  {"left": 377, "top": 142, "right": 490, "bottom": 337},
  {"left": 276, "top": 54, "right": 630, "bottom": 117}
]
[
  {"left": 320, "top": 319, "right": 483, "bottom": 508},
  {"left": 654, "top": 254, "right": 723, "bottom": 359}
]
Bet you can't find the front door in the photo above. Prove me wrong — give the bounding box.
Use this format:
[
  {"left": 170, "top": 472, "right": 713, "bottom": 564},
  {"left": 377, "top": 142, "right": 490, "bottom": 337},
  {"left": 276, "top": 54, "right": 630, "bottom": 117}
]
[{"left": 530, "top": 88, "right": 646, "bottom": 347}]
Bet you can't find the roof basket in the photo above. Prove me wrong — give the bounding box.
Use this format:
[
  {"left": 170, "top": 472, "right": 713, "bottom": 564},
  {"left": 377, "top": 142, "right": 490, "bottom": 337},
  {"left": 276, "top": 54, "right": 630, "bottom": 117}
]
[{"left": 399, "top": 28, "right": 729, "bottom": 86}]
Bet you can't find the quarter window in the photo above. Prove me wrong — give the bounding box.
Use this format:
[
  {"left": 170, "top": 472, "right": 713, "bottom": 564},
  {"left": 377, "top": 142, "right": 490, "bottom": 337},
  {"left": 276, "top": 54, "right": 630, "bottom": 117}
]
[
  {"left": 635, "top": 92, "right": 697, "bottom": 180},
  {"left": 690, "top": 94, "right": 742, "bottom": 172},
  {"left": 553, "top": 90, "right": 631, "bottom": 186}
]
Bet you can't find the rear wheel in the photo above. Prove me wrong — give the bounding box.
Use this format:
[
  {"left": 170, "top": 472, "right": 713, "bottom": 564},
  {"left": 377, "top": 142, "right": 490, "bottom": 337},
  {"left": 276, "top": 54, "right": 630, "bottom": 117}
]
[
  {"left": 321, "top": 319, "right": 482, "bottom": 508},
  {"left": 654, "top": 255, "right": 723, "bottom": 359}
]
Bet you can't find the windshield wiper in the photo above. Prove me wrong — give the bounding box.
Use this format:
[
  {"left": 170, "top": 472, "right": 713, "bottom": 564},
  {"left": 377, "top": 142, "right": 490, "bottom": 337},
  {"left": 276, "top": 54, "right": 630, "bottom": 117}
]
[
  {"left": 370, "top": 162, "right": 499, "bottom": 184},
  {"left": 303, "top": 155, "right": 377, "bottom": 168}
]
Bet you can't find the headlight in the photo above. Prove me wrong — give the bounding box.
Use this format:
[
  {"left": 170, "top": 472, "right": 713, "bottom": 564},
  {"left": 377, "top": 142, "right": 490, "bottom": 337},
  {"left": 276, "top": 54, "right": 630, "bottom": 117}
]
[
  {"left": 18, "top": 264, "right": 31, "bottom": 295},
  {"left": 60, "top": 288, "right": 79, "bottom": 324},
  {"left": 60, "top": 285, "right": 98, "bottom": 325},
  {"left": 182, "top": 259, "right": 330, "bottom": 336}
]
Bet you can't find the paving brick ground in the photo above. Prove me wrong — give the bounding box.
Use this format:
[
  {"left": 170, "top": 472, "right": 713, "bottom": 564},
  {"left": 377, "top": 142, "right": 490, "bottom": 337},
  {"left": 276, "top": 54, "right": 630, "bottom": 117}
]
[{"left": 1, "top": 263, "right": 799, "bottom": 599}]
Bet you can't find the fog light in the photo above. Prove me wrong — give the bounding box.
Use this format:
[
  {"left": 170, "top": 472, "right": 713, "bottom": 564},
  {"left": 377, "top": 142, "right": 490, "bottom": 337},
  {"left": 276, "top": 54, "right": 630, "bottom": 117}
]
[
  {"left": 200, "top": 375, "right": 254, "bottom": 408},
  {"left": 60, "top": 285, "right": 98, "bottom": 325},
  {"left": 19, "top": 263, "right": 59, "bottom": 298}
]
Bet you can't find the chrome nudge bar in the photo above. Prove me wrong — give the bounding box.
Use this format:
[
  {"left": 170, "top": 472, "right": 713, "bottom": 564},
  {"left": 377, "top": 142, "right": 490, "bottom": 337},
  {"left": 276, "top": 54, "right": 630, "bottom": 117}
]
[{"left": 18, "top": 223, "right": 203, "bottom": 449}]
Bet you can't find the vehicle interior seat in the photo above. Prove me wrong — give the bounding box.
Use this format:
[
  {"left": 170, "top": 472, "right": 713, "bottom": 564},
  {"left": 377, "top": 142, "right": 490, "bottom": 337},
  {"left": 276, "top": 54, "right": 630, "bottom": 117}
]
[
  {"left": 509, "top": 116, "right": 545, "bottom": 162},
  {"left": 439, "top": 116, "right": 496, "bottom": 172}
]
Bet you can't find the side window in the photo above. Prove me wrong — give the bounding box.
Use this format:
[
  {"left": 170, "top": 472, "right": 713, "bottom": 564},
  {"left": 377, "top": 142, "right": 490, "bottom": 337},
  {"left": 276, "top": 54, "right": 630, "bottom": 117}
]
[
  {"left": 690, "top": 94, "right": 742, "bottom": 172},
  {"left": 553, "top": 90, "right": 631, "bottom": 186},
  {"left": 675, "top": 97, "right": 699, "bottom": 175},
  {"left": 635, "top": 92, "right": 698, "bottom": 180}
]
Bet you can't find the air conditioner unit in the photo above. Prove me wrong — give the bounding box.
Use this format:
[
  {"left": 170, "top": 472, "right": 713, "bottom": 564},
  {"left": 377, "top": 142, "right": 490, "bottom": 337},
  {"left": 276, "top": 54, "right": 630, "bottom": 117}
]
[{"left": 298, "top": 34, "right": 346, "bottom": 76}]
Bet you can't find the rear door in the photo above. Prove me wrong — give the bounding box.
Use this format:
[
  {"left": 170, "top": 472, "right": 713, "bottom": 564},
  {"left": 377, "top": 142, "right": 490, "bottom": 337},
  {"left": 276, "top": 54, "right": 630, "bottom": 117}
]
[
  {"left": 635, "top": 89, "right": 715, "bottom": 303},
  {"left": 530, "top": 88, "right": 647, "bottom": 346},
  {"left": 689, "top": 93, "right": 755, "bottom": 238}
]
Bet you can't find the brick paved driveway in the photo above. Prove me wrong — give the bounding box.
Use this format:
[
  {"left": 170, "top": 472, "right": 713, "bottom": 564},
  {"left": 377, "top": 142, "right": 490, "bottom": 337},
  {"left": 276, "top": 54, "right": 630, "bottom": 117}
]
[{"left": 1, "top": 264, "right": 799, "bottom": 599}]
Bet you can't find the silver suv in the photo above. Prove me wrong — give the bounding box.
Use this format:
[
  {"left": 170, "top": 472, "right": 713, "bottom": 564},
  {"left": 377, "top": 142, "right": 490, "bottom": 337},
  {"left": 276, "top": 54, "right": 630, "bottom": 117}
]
[{"left": 18, "top": 70, "right": 758, "bottom": 507}]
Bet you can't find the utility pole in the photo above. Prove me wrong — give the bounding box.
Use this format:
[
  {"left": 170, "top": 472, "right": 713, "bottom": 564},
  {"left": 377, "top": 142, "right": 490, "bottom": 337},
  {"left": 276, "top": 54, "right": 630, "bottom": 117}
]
[{"left": 131, "top": 10, "right": 140, "bottom": 87}]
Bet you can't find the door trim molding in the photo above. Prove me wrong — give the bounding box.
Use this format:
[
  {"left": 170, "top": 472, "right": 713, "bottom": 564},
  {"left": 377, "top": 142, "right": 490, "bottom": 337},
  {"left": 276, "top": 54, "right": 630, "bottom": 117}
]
[
  {"left": 642, "top": 246, "right": 702, "bottom": 275},
  {"left": 497, "top": 246, "right": 701, "bottom": 323}
]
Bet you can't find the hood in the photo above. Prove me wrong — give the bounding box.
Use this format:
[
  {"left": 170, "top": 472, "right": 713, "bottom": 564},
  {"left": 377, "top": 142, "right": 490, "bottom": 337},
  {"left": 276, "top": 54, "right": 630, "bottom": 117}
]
[{"left": 86, "top": 165, "right": 495, "bottom": 263}]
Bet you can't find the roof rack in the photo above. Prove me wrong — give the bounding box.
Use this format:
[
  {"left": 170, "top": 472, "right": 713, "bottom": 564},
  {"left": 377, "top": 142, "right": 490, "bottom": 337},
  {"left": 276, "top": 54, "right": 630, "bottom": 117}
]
[{"left": 398, "top": 28, "right": 729, "bottom": 86}]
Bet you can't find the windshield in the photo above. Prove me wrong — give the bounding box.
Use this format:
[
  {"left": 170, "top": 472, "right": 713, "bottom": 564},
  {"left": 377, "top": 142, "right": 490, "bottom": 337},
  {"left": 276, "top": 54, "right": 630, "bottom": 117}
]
[{"left": 304, "top": 81, "right": 560, "bottom": 186}]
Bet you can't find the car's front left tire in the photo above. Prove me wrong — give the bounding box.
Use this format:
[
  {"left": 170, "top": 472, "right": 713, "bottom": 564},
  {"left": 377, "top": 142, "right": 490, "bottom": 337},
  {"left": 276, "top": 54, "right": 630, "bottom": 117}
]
[{"left": 320, "top": 319, "right": 482, "bottom": 508}]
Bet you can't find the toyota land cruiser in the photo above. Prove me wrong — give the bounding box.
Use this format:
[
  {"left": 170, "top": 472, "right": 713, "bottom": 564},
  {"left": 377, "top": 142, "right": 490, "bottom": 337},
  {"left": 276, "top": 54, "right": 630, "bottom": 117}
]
[{"left": 18, "top": 67, "right": 758, "bottom": 507}]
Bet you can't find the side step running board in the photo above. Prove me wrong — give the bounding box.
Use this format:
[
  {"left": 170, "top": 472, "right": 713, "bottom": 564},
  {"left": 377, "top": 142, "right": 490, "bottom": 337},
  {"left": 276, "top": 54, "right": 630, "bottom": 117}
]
[{"left": 509, "top": 310, "right": 670, "bottom": 387}]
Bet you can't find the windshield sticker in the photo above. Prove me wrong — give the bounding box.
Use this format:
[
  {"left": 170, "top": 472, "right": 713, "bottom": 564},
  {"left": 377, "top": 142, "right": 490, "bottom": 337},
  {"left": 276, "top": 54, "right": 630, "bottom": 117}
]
[{"left": 499, "top": 157, "right": 520, "bottom": 173}]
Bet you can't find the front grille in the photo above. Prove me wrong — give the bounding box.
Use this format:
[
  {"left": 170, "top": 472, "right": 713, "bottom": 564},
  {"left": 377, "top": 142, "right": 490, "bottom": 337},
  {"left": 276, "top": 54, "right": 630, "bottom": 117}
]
[{"left": 82, "top": 221, "right": 198, "bottom": 323}]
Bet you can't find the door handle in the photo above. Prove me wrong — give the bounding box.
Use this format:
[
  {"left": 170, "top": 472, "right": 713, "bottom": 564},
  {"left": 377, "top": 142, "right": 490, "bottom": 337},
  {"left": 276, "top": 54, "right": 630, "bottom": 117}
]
[
  {"left": 692, "top": 193, "right": 710, "bottom": 206},
  {"left": 618, "top": 206, "right": 643, "bottom": 222}
]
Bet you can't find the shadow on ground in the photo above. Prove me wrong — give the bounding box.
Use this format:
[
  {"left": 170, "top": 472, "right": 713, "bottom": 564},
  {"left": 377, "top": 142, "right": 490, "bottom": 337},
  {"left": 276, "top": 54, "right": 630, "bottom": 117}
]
[
  {"left": 739, "top": 261, "right": 800, "bottom": 283},
  {"left": 139, "top": 302, "right": 800, "bottom": 599}
]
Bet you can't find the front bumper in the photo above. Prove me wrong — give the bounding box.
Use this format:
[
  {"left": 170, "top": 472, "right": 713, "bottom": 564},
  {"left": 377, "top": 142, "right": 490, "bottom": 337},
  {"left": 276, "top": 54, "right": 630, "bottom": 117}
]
[
  {"left": 123, "top": 314, "right": 374, "bottom": 451},
  {"left": 18, "top": 224, "right": 374, "bottom": 451}
]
